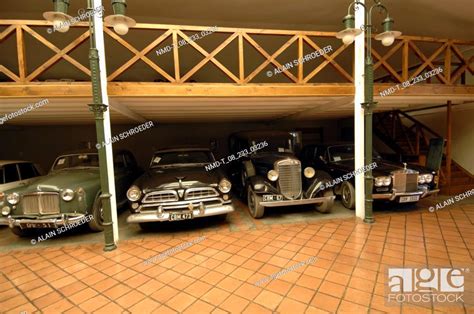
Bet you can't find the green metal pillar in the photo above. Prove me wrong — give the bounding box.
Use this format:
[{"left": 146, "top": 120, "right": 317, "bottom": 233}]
[{"left": 87, "top": 0, "right": 116, "bottom": 251}]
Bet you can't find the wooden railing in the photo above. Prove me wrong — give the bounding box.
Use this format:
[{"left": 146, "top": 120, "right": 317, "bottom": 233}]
[{"left": 0, "top": 20, "right": 473, "bottom": 85}]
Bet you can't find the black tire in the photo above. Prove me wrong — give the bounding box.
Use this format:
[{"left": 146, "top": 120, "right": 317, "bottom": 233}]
[
  {"left": 341, "top": 181, "right": 356, "bottom": 209},
  {"left": 247, "top": 187, "right": 265, "bottom": 219},
  {"left": 315, "top": 189, "right": 334, "bottom": 213},
  {"left": 88, "top": 195, "right": 105, "bottom": 232},
  {"left": 11, "top": 226, "right": 30, "bottom": 237}
]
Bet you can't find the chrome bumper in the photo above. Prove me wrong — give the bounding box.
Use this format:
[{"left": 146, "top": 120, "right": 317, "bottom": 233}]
[
  {"left": 0, "top": 217, "right": 8, "bottom": 226},
  {"left": 261, "top": 195, "right": 335, "bottom": 207},
  {"left": 6, "top": 214, "right": 88, "bottom": 229},
  {"left": 372, "top": 189, "right": 440, "bottom": 201},
  {"left": 127, "top": 204, "right": 234, "bottom": 223}
]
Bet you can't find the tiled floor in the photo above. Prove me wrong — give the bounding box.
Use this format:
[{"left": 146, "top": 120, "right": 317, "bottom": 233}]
[{"left": 0, "top": 203, "right": 473, "bottom": 313}]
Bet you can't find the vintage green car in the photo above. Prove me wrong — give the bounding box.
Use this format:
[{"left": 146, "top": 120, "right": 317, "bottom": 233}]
[{"left": 1, "top": 149, "right": 140, "bottom": 236}]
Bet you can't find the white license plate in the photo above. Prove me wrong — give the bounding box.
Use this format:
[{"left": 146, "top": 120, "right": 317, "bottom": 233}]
[
  {"left": 169, "top": 212, "right": 193, "bottom": 221},
  {"left": 20, "top": 222, "right": 56, "bottom": 229},
  {"left": 263, "top": 195, "right": 283, "bottom": 202},
  {"left": 399, "top": 195, "right": 420, "bottom": 203}
]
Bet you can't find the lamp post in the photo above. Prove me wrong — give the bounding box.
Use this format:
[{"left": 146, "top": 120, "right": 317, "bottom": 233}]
[
  {"left": 43, "top": 0, "right": 135, "bottom": 250},
  {"left": 336, "top": 0, "right": 401, "bottom": 223}
]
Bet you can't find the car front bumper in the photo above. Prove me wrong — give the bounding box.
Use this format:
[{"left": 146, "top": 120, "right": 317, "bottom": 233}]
[
  {"left": 372, "top": 188, "right": 440, "bottom": 201},
  {"left": 127, "top": 204, "right": 235, "bottom": 223},
  {"left": 5, "top": 214, "right": 89, "bottom": 229},
  {"left": 261, "top": 195, "right": 335, "bottom": 207}
]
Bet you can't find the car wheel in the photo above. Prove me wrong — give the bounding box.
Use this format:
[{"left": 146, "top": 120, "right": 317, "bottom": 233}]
[
  {"left": 341, "top": 181, "right": 356, "bottom": 209},
  {"left": 11, "top": 226, "right": 30, "bottom": 237},
  {"left": 315, "top": 189, "right": 334, "bottom": 213},
  {"left": 88, "top": 195, "right": 105, "bottom": 232},
  {"left": 247, "top": 187, "right": 265, "bottom": 219}
]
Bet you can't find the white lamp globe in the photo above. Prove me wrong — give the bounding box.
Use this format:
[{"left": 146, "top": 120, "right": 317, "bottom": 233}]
[
  {"left": 381, "top": 34, "right": 395, "bottom": 46},
  {"left": 113, "top": 22, "right": 129, "bottom": 35},
  {"left": 342, "top": 34, "right": 355, "bottom": 45}
]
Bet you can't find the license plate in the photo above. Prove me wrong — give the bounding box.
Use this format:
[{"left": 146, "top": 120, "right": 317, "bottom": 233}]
[
  {"left": 169, "top": 212, "right": 193, "bottom": 221},
  {"left": 263, "top": 195, "right": 283, "bottom": 202},
  {"left": 399, "top": 195, "right": 420, "bottom": 203},
  {"left": 19, "top": 222, "right": 56, "bottom": 229}
]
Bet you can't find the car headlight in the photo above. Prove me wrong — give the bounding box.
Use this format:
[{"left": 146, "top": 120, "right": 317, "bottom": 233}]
[
  {"left": 375, "top": 176, "right": 391, "bottom": 187},
  {"left": 1, "top": 206, "right": 10, "bottom": 216},
  {"left": 6, "top": 193, "right": 19, "bottom": 205},
  {"left": 267, "top": 170, "right": 279, "bottom": 181},
  {"left": 304, "top": 167, "right": 315, "bottom": 179},
  {"left": 218, "top": 179, "right": 232, "bottom": 193},
  {"left": 127, "top": 186, "right": 142, "bottom": 202},
  {"left": 61, "top": 189, "right": 75, "bottom": 202},
  {"left": 418, "top": 174, "right": 433, "bottom": 184}
]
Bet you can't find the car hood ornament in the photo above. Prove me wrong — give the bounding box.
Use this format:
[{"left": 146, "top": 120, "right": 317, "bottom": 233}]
[
  {"left": 176, "top": 176, "right": 186, "bottom": 188},
  {"left": 403, "top": 162, "right": 407, "bottom": 170}
]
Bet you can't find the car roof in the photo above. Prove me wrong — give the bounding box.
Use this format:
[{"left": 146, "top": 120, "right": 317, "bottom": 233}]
[
  {"left": 0, "top": 160, "right": 33, "bottom": 166},
  {"left": 59, "top": 149, "right": 131, "bottom": 155},
  {"left": 154, "top": 147, "right": 211, "bottom": 154},
  {"left": 230, "top": 130, "right": 291, "bottom": 140}
]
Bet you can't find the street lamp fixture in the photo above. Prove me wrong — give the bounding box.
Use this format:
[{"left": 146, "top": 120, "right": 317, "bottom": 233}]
[
  {"left": 43, "top": 0, "right": 135, "bottom": 36},
  {"left": 43, "top": 0, "right": 73, "bottom": 33},
  {"left": 337, "top": 0, "right": 401, "bottom": 224},
  {"left": 104, "top": 0, "right": 136, "bottom": 35}
]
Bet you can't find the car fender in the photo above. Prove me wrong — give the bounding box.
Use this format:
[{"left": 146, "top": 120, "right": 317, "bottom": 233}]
[{"left": 248, "top": 175, "right": 266, "bottom": 193}]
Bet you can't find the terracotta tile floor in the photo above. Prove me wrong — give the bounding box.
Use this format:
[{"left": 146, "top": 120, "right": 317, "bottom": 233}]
[{"left": 0, "top": 204, "right": 473, "bottom": 313}]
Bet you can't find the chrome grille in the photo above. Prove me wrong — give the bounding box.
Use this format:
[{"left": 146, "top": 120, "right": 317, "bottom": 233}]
[
  {"left": 185, "top": 188, "right": 219, "bottom": 200},
  {"left": 276, "top": 159, "right": 302, "bottom": 199},
  {"left": 392, "top": 171, "right": 418, "bottom": 192},
  {"left": 22, "top": 193, "right": 60, "bottom": 214},
  {"left": 142, "top": 190, "right": 178, "bottom": 203}
]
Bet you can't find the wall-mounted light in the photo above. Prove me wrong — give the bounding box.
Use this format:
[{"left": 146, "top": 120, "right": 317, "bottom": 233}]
[
  {"left": 104, "top": 0, "right": 136, "bottom": 35},
  {"left": 43, "top": 0, "right": 73, "bottom": 33}
]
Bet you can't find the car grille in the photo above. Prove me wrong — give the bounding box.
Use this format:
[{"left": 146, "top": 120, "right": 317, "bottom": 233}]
[
  {"left": 392, "top": 171, "right": 418, "bottom": 192},
  {"left": 185, "top": 188, "right": 219, "bottom": 200},
  {"left": 142, "top": 190, "right": 178, "bottom": 203},
  {"left": 22, "top": 193, "right": 60, "bottom": 215},
  {"left": 276, "top": 159, "right": 302, "bottom": 200}
]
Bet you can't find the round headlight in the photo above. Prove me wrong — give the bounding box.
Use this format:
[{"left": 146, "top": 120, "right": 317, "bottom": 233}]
[
  {"left": 383, "top": 176, "right": 391, "bottom": 186},
  {"left": 219, "top": 179, "right": 232, "bottom": 193},
  {"left": 1, "top": 206, "right": 11, "bottom": 216},
  {"left": 61, "top": 189, "right": 75, "bottom": 202},
  {"left": 424, "top": 174, "right": 433, "bottom": 183},
  {"left": 304, "top": 167, "right": 316, "bottom": 179},
  {"left": 418, "top": 175, "right": 426, "bottom": 184},
  {"left": 267, "top": 170, "right": 279, "bottom": 181},
  {"left": 374, "top": 177, "right": 384, "bottom": 187},
  {"left": 127, "top": 186, "right": 142, "bottom": 202},
  {"left": 6, "top": 193, "right": 19, "bottom": 205}
]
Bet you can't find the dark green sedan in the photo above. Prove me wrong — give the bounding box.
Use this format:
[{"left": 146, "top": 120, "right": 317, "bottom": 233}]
[{"left": 1, "top": 149, "right": 140, "bottom": 236}]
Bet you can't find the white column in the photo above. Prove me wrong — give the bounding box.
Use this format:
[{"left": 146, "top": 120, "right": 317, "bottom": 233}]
[
  {"left": 354, "top": 1, "right": 366, "bottom": 220},
  {"left": 93, "top": 0, "right": 119, "bottom": 243}
]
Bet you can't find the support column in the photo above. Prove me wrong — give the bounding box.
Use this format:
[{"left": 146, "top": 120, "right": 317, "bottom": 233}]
[
  {"left": 446, "top": 100, "right": 452, "bottom": 194},
  {"left": 92, "top": 0, "right": 119, "bottom": 244},
  {"left": 354, "top": 0, "right": 365, "bottom": 220}
]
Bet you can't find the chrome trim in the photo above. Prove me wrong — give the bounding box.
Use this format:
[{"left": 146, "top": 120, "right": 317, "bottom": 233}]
[
  {"left": 275, "top": 159, "right": 302, "bottom": 200},
  {"left": 22, "top": 192, "right": 60, "bottom": 215},
  {"left": 142, "top": 190, "right": 178, "bottom": 203},
  {"left": 372, "top": 189, "right": 439, "bottom": 201},
  {"left": 139, "top": 197, "right": 229, "bottom": 211},
  {"left": 8, "top": 214, "right": 87, "bottom": 228},
  {"left": 261, "top": 195, "right": 335, "bottom": 207},
  {"left": 391, "top": 170, "right": 419, "bottom": 193},
  {"left": 127, "top": 204, "right": 234, "bottom": 223},
  {"left": 184, "top": 187, "right": 219, "bottom": 200}
]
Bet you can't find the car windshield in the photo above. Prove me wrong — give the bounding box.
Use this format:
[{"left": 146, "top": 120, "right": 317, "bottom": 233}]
[
  {"left": 328, "top": 145, "right": 381, "bottom": 162},
  {"left": 52, "top": 154, "right": 99, "bottom": 170},
  {"left": 251, "top": 137, "right": 293, "bottom": 153},
  {"left": 151, "top": 151, "right": 212, "bottom": 168}
]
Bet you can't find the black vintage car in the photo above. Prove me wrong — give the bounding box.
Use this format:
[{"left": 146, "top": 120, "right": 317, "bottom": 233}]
[
  {"left": 300, "top": 143, "right": 440, "bottom": 209},
  {"left": 126, "top": 148, "right": 234, "bottom": 229},
  {"left": 228, "top": 131, "right": 335, "bottom": 218}
]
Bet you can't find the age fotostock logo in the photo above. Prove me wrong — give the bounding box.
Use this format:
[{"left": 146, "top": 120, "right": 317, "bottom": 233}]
[{"left": 387, "top": 268, "right": 467, "bottom": 304}]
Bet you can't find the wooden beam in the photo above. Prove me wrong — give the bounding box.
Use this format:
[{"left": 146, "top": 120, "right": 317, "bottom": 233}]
[
  {"left": 445, "top": 41, "right": 452, "bottom": 84},
  {"left": 16, "top": 26, "right": 27, "bottom": 81},
  {"left": 298, "top": 36, "right": 303, "bottom": 83},
  {"left": 238, "top": 32, "right": 244, "bottom": 83},
  {"left": 402, "top": 40, "right": 409, "bottom": 81},
  {"left": 1, "top": 82, "right": 474, "bottom": 98}
]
